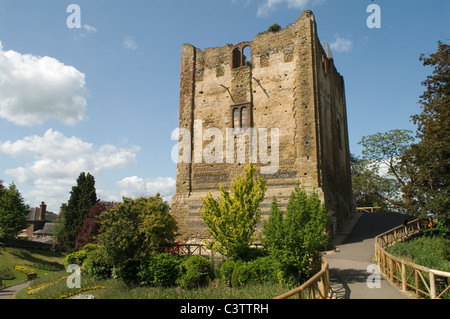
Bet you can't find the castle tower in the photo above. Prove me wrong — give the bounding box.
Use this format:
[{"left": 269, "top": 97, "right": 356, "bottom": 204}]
[{"left": 171, "top": 10, "right": 353, "bottom": 243}]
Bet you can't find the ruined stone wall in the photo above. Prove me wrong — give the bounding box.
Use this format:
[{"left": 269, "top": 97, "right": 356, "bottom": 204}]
[{"left": 171, "top": 10, "right": 353, "bottom": 243}]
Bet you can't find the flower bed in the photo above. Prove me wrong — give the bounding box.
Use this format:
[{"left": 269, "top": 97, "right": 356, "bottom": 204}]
[{"left": 14, "top": 265, "right": 37, "bottom": 280}]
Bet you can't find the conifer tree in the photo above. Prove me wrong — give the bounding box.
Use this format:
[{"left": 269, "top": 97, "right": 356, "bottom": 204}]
[
  {"left": 0, "top": 182, "right": 28, "bottom": 243},
  {"left": 58, "top": 172, "right": 97, "bottom": 251}
]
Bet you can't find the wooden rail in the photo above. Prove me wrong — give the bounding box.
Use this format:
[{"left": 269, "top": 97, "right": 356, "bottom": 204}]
[
  {"left": 275, "top": 253, "right": 331, "bottom": 299},
  {"left": 356, "top": 207, "right": 383, "bottom": 213},
  {"left": 375, "top": 219, "right": 450, "bottom": 299}
]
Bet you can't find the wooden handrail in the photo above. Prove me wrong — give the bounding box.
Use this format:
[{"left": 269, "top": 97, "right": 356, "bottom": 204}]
[
  {"left": 375, "top": 219, "right": 450, "bottom": 299},
  {"left": 356, "top": 207, "right": 383, "bottom": 213},
  {"left": 275, "top": 253, "right": 331, "bottom": 299}
]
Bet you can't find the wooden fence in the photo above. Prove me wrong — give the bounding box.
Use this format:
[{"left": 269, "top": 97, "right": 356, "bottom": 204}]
[
  {"left": 356, "top": 207, "right": 383, "bottom": 213},
  {"left": 375, "top": 219, "right": 450, "bottom": 299},
  {"left": 275, "top": 252, "right": 331, "bottom": 299}
]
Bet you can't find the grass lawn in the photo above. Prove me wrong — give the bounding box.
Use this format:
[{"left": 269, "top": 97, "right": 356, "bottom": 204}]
[
  {"left": 0, "top": 247, "right": 65, "bottom": 288},
  {"left": 4, "top": 247, "right": 290, "bottom": 299},
  {"left": 16, "top": 272, "right": 289, "bottom": 299},
  {"left": 386, "top": 235, "right": 450, "bottom": 272}
]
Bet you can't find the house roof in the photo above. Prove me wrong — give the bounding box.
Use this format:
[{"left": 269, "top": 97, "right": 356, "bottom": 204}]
[
  {"left": 25, "top": 208, "right": 58, "bottom": 222},
  {"left": 33, "top": 222, "right": 57, "bottom": 235}
]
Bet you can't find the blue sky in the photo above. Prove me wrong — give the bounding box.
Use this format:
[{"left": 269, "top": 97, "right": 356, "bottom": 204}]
[{"left": 0, "top": 0, "right": 448, "bottom": 212}]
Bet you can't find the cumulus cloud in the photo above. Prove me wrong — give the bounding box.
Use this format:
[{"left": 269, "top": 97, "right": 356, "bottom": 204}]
[
  {"left": 115, "top": 176, "right": 176, "bottom": 203},
  {"left": 0, "top": 129, "right": 140, "bottom": 210},
  {"left": 0, "top": 42, "right": 88, "bottom": 126},
  {"left": 257, "top": 0, "right": 323, "bottom": 17},
  {"left": 330, "top": 35, "right": 353, "bottom": 53},
  {"left": 123, "top": 36, "right": 138, "bottom": 51}
]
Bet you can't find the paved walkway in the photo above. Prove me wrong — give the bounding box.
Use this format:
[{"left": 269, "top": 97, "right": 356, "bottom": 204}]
[
  {"left": 326, "top": 212, "right": 412, "bottom": 299},
  {"left": 0, "top": 282, "right": 30, "bottom": 299}
]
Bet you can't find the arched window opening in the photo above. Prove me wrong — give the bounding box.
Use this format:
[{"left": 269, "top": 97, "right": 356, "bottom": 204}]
[
  {"left": 233, "top": 108, "right": 240, "bottom": 128},
  {"left": 243, "top": 46, "right": 251, "bottom": 66},
  {"left": 232, "top": 48, "right": 242, "bottom": 69},
  {"left": 241, "top": 107, "right": 248, "bottom": 129}
]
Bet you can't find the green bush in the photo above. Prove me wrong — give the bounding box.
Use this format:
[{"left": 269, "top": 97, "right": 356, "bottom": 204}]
[
  {"left": 267, "top": 23, "right": 282, "bottom": 32},
  {"left": 84, "top": 248, "right": 113, "bottom": 279},
  {"left": 231, "top": 260, "right": 244, "bottom": 288},
  {"left": 113, "top": 260, "right": 141, "bottom": 285},
  {"left": 178, "top": 255, "right": 214, "bottom": 289},
  {"left": 0, "top": 265, "right": 15, "bottom": 280},
  {"left": 64, "top": 250, "right": 88, "bottom": 268},
  {"left": 263, "top": 188, "right": 330, "bottom": 285},
  {"left": 138, "top": 253, "right": 181, "bottom": 287},
  {"left": 240, "top": 256, "right": 279, "bottom": 284},
  {"left": 218, "top": 259, "right": 235, "bottom": 287}
]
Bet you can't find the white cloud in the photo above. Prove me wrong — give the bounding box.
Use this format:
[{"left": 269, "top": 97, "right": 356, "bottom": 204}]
[
  {"left": 82, "top": 24, "right": 97, "bottom": 34},
  {"left": 330, "top": 35, "right": 353, "bottom": 53},
  {"left": 115, "top": 176, "right": 176, "bottom": 203},
  {"left": 256, "top": 0, "right": 323, "bottom": 17},
  {"left": 0, "top": 129, "right": 141, "bottom": 211},
  {"left": 0, "top": 42, "right": 88, "bottom": 127},
  {"left": 0, "top": 45, "right": 87, "bottom": 126},
  {"left": 123, "top": 36, "right": 138, "bottom": 51}
]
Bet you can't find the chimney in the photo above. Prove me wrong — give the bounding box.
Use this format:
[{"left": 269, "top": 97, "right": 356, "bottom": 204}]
[
  {"left": 39, "top": 201, "right": 47, "bottom": 220},
  {"left": 60, "top": 203, "right": 67, "bottom": 215}
]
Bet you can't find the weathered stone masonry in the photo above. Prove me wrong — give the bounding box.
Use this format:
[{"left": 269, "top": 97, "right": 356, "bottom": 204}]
[{"left": 171, "top": 10, "right": 354, "bottom": 243}]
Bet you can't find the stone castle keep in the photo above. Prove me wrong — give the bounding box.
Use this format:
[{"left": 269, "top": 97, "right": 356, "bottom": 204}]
[{"left": 171, "top": 10, "right": 353, "bottom": 242}]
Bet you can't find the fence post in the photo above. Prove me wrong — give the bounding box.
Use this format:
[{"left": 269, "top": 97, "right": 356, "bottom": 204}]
[
  {"left": 429, "top": 272, "right": 437, "bottom": 299},
  {"left": 401, "top": 262, "right": 406, "bottom": 293}
]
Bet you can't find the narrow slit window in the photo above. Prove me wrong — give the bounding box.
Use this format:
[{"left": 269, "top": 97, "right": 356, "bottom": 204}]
[
  {"left": 241, "top": 107, "right": 248, "bottom": 129},
  {"left": 232, "top": 48, "right": 242, "bottom": 69},
  {"left": 233, "top": 108, "right": 240, "bottom": 128}
]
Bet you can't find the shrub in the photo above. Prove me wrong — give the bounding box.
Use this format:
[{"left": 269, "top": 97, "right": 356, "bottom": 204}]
[
  {"left": 200, "top": 163, "right": 267, "bottom": 259},
  {"left": 263, "top": 187, "right": 330, "bottom": 285},
  {"left": 138, "top": 253, "right": 181, "bottom": 287},
  {"left": 64, "top": 250, "right": 88, "bottom": 268},
  {"left": 0, "top": 265, "right": 15, "bottom": 280},
  {"left": 178, "top": 255, "right": 214, "bottom": 289},
  {"left": 239, "top": 256, "right": 279, "bottom": 285},
  {"left": 267, "top": 23, "right": 282, "bottom": 32},
  {"left": 231, "top": 260, "right": 244, "bottom": 288},
  {"left": 218, "top": 259, "right": 235, "bottom": 286},
  {"left": 84, "top": 248, "right": 113, "bottom": 279},
  {"left": 97, "top": 195, "right": 178, "bottom": 273}
]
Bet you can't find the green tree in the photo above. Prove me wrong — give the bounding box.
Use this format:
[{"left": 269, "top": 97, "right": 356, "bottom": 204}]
[
  {"left": 405, "top": 41, "right": 450, "bottom": 227},
  {"left": 200, "top": 163, "right": 267, "bottom": 259},
  {"left": 358, "top": 129, "right": 416, "bottom": 215},
  {"left": 56, "top": 172, "right": 97, "bottom": 251},
  {"left": 0, "top": 183, "right": 28, "bottom": 242},
  {"left": 263, "top": 186, "right": 329, "bottom": 285},
  {"left": 97, "top": 195, "right": 178, "bottom": 277}
]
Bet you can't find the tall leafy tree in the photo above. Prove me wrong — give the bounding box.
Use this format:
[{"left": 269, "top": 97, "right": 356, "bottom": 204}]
[
  {"left": 0, "top": 183, "right": 28, "bottom": 242},
  {"left": 263, "top": 186, "right": 329, "bottom": 285},
  {"left": 358, "top": 129, "right": 416, "bottom": 215},
  {"left": 97, "top": 195, "right": 178, "bottom": 283},
  {"left": 200, "top": 163, "right": 267, "bottom": 259},
  {"left": 57, "top": 172, "right": 97, "bottom": 250},
  {"left": 405, "top": 41, "right": 450, "bottom": 226},
  {"left": 74, "top": 201, "right": 116, "bottom": 251}
]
